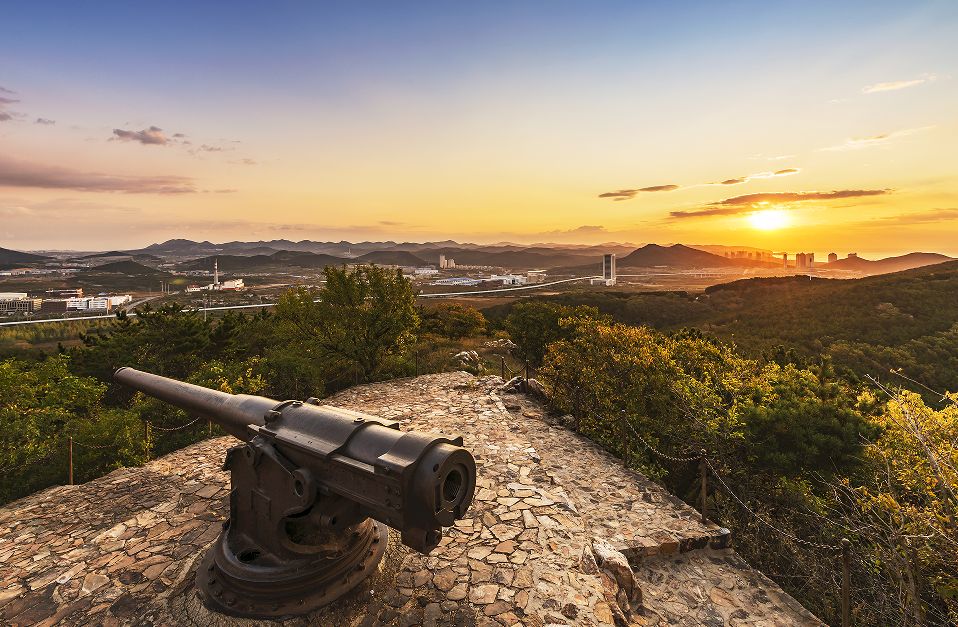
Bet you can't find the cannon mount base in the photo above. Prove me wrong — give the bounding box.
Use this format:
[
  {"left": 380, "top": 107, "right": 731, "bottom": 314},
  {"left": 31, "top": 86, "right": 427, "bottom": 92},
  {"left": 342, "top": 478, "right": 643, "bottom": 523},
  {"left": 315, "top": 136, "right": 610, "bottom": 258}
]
[{"left": 196, "top": 518, "right": 389, "bottom": 619}]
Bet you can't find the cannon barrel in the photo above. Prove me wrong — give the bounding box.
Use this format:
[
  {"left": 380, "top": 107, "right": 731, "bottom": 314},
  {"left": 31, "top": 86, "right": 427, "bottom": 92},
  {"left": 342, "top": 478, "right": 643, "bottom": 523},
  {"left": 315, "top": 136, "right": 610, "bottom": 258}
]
[
  {"left": 113, "top": 367, "right": 477, "bottom": 618},
  {"left": 114, "top": 367, "right": 276, "bottom": 441}
]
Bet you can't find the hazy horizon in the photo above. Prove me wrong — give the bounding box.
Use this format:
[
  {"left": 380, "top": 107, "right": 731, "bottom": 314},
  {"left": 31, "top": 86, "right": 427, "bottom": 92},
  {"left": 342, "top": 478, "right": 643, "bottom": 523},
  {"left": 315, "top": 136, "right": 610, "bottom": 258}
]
[{"left": 2, "top": 1, "right": 957, "bottom": 255}]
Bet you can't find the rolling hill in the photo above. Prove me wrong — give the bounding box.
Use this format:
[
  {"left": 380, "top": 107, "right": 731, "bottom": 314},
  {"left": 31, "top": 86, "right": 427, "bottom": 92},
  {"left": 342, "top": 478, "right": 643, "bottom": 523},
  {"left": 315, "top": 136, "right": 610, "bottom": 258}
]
[
  {"left": 617, "top": 244, "right": 770, "bottom": 268},
  {"left": 824, "top": 252, "right": 954, "bottom": 274},
  {"left": 0, "top": 247, "right": 50, "bottom": 265},
  {"left": 354, "top": 250, "right": 427, "bottom": 266},
  {"left": 178, "top": 251, "right": 346, "bottom": 272}
]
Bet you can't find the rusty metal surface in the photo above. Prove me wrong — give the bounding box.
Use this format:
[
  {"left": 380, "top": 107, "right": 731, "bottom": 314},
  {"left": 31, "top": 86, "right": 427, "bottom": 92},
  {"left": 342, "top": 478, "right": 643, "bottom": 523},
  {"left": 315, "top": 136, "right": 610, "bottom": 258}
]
[{"left": 113, "top": 367, "right": 476, "bottom": 619}]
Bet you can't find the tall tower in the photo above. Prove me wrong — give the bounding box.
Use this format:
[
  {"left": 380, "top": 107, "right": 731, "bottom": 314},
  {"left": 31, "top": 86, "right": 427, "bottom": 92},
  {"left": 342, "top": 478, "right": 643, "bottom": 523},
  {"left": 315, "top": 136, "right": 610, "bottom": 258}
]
[
  {"left": 603, "top": 253, "right": 616, "bottom": 285},
  {"left": 214, "top": 258, "right": 219, "bottom": 287}
]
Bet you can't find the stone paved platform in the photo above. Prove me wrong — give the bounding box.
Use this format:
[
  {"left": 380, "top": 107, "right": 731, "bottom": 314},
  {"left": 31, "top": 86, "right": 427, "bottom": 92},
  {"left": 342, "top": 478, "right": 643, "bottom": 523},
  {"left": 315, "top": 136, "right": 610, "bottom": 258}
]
[{"left": 0, "top": 373, "right": 822, "bottom": 626}]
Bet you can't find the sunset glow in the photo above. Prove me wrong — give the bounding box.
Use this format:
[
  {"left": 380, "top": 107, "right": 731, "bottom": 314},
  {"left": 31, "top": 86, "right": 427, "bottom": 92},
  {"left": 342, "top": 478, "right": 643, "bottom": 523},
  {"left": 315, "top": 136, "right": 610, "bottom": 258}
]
[
  {"left": 748, "top": 210, "right": 790, "bottom": 231},
  {"left": 1, "top": 2, "right": 957, "bottom": 255}
]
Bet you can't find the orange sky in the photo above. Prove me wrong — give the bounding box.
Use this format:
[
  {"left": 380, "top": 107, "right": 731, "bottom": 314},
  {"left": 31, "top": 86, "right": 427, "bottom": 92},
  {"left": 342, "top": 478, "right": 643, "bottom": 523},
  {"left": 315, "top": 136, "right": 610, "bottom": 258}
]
[{"left": 1, "top": 2, "right": 956, "bottom": 255}]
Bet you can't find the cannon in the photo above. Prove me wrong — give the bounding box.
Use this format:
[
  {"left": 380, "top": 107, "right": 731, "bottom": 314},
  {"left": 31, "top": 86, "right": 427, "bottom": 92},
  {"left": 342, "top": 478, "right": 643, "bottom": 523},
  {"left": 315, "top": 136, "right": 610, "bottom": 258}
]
[{"left": 114, "top": 367, "right": 476, "bottom": 618}]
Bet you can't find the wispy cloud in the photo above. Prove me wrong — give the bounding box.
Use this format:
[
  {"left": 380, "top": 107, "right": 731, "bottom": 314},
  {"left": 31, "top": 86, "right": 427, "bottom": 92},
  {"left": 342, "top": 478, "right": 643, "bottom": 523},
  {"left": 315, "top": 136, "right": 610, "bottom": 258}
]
[
  {"left": 111, "top": 125, "right": 170, "bottom": 145},
  {"left": 871, "top": 208, "right": 958, "bottom": 226},
  {"left": 34, "top": 117, "right": 55, "bottom": 125},
  {"left": 0, "top": 156, "right": 196, "bottom": 194},
  {"left": 669, "top": 189, "right": 890, "bottom": 219},
  {"left": 0, "top": 94, "right": 20, "bottom": 122},
  {"left": 821, "top": 126, "right": 933, "bottom": 152},
  {"left": 862, "top": 74, "right": 936, "bottom": 94},
  {"left": 713, "top": 168, "right": 801, "bottom": 185},
  {"left": 598, "top": 184, "right": 679, "bottom": 200},
  {"left": 603, "top": 168, "right": 801, "bottom": 199}
]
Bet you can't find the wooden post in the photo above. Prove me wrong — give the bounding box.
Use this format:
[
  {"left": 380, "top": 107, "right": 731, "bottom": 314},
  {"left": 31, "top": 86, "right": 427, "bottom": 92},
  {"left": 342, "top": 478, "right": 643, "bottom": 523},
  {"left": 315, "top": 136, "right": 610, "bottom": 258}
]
[
  {"left": 699, "top": 449, "right": 708, "bottom": 524},
  {"left": 68, "top": 437, "right": 74, "bottom": 486},
  {"left": 524, "top": 361, "right": 529, "bottom": 380},
  {"left": 500, "top": 356, "right": 505, "bottom": 380},
  {"left": 415, "top": 350, "right": 420, "bottom": 376},
  {"left": 145, "top": 421, "right": 151, "bottom": 461},
  {"left": 619, "top": 410, "right": 628, "bottom": 462},
  {"left": 208, "top": 418, "right": 212, "bottom": 437},
  {"left": 841, "top": 538, "right": 851, "bottom": 627}
]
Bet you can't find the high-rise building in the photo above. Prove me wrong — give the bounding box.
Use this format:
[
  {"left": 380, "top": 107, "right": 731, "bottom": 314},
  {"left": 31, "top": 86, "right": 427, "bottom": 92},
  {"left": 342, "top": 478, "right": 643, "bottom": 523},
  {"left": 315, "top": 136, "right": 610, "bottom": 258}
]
[
  {"left": 438, "top": 254, "right": 446, "bottom": 269},
  {"left": 796, "top": 252, "right": 807, "bottom": 269},
  {"left": 782, "top": 253, "right": 788, "bottom": 267},
  {"left": 808, "top": 253, "right": 815, "bottom": 269},
  {"left": 827, "top": 252, "right": 838, "bottom": 263},
  {"left": 590, "top": 253, "right": 617, "bottom": 286},
  {"left": 603, "top": 253, "right": 616, "bottom": 284}
]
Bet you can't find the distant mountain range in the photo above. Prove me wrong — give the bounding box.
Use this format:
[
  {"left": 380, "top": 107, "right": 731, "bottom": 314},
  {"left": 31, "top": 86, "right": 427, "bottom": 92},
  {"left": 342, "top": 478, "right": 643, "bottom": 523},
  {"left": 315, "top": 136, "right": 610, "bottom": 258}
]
[{"left": 2, "top": 239, "right": 955, "bottom": 278}]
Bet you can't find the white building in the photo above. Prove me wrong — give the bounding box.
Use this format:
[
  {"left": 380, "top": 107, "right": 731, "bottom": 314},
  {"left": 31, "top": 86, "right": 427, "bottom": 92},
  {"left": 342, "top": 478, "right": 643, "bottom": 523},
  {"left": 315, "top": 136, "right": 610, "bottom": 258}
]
[
  {"left": 109, "top": 295, "right": 133, "bottom": 306},
  {"left": 0, "top": 292, "right": 28, "bottom": 300},
  {"left": 415, "top": 267, "right": 439, "bottom": 276},
  {"left": 433, "top": 277, "right": 481, "bottom": 287},
  {"left": 490, "top": 274, "right": 527, "bottom": 286},
  {"left": 220, "top": 278, "right": 244, "bottom": 291},
  {"left": 526, "top": 270, "right": 547, "bottom": 284}
]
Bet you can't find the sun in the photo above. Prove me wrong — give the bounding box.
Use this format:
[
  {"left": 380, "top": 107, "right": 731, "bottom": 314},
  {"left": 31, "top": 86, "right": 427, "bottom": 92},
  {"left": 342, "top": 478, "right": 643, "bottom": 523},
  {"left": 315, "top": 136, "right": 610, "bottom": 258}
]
[{"left": 748, "top": 209, "right": 790, "bottom": 230}]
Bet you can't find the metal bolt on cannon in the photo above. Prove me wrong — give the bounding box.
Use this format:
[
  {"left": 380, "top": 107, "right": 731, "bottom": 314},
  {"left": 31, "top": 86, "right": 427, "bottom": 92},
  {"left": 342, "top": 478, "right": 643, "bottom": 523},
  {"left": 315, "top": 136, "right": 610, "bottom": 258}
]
[{"left": 113, "top": 367, "right": 477, "bottom": 619}]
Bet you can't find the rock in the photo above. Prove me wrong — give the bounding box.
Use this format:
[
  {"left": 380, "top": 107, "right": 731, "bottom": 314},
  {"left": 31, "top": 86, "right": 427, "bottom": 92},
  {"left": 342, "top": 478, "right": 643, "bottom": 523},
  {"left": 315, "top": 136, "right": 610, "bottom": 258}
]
[
  {"left": 526, "top": 378, "right": 548, "bottom": 399},
  {"left": 469, "top": 584, "right": 500, "bottom": 605},
  {"left": 592, "top": 539, "right": 640, "bottom": 605},
  {"left": 433, "top": 567, "right": 458, "bottom": 591},
  {"left": 447, "top": 583, "right": 469, "bottom": 601},
  {"left": 80, "top": 573, "right": 110, "bottom": 595}
]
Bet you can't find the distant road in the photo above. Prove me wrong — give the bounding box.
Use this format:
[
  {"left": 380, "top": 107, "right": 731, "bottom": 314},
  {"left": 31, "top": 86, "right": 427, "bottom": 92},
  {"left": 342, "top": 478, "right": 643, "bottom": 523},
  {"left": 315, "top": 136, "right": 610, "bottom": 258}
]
[
  {"left": 0, "top": 276, "right": 601, "bottom": 327},
  {"left": 418, "top": 276, "right": 600, "bottom": 298}
]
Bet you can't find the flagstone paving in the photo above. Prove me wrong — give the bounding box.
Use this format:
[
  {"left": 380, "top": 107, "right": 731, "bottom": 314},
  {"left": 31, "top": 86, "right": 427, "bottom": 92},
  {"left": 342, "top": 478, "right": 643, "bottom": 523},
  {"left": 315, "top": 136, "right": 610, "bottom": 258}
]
[{"left": 0, "top": 372, "right": 821, "bottom": 626}]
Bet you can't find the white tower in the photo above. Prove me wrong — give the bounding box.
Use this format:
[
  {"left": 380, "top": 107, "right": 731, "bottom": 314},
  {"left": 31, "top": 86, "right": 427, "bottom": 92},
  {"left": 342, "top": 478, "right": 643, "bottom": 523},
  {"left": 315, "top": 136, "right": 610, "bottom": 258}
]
[
  {"left": 214, "top": 258, "right": 219, "bottom": 287},
  {"left": 603, "top": 253, "right": 616, "bottom": 285}
]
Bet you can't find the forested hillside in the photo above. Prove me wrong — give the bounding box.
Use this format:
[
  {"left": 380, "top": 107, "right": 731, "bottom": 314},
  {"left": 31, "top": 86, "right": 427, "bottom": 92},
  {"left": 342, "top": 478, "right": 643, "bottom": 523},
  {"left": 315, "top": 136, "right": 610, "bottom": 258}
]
[{"left": 486, "top": 260, "right": 958, "bottom": 393}]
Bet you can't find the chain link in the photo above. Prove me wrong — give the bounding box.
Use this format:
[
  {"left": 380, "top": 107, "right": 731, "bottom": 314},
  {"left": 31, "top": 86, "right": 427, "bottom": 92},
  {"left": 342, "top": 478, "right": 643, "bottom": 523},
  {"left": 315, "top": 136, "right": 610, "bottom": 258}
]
[
  {"left": 563, "top": 390, "right": 843, "bottom": 553},
  {"left": 617, "top": 412, "right": 701, "bottom": 463},
  {"left": 71, "top": 439, "right": 115, "bottom": 450},
  {"left": 148, "top": 416, "right": 203, "bottom": 432},
  {"left": 0, "top": 447, "right": 62, "bottom": 473},
  {"left": 705, "top": 458, "right": 842, "bottom": 551}
]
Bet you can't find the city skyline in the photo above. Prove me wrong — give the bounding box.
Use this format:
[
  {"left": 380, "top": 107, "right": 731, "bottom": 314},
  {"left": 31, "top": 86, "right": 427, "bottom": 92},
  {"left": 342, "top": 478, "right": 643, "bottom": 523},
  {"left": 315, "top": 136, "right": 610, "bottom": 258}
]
[{"left": 2, "top": 1, "right": 957, "bottom": 255}]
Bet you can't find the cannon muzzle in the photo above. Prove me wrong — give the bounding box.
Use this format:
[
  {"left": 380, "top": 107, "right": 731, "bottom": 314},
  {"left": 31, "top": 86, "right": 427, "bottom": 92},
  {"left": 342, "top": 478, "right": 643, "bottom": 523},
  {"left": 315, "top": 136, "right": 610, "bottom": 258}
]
[{"left": 114, "top": 367, "right": 476, "bottom": 618}]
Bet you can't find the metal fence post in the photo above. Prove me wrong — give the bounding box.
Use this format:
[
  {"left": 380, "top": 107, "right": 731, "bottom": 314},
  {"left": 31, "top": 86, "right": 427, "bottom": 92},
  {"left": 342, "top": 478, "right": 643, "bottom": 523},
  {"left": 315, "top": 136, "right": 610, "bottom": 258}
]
[
  {"left": 68, "top": 436, "right": 74, "bottom": 486},
  {"left": 145, "top": 421, "right": 151, "bottom": 461},
  {"left": 208, "top": 418, "right": 212, "bottom": 437},
  {"left": 415, "top": 350, "right": 420, "bottom": 376},
  {"left": 842, "top": 538, "right": 851, "bottom": 627},
  {"left": 500, "top": 356, "right": 505, "bottom": 380},
  {"left": 524, "top": 361, "right": 529, "bottom": 380},
  {"left": 699, "top": 449, "right": 708, "bottom": 524}
]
